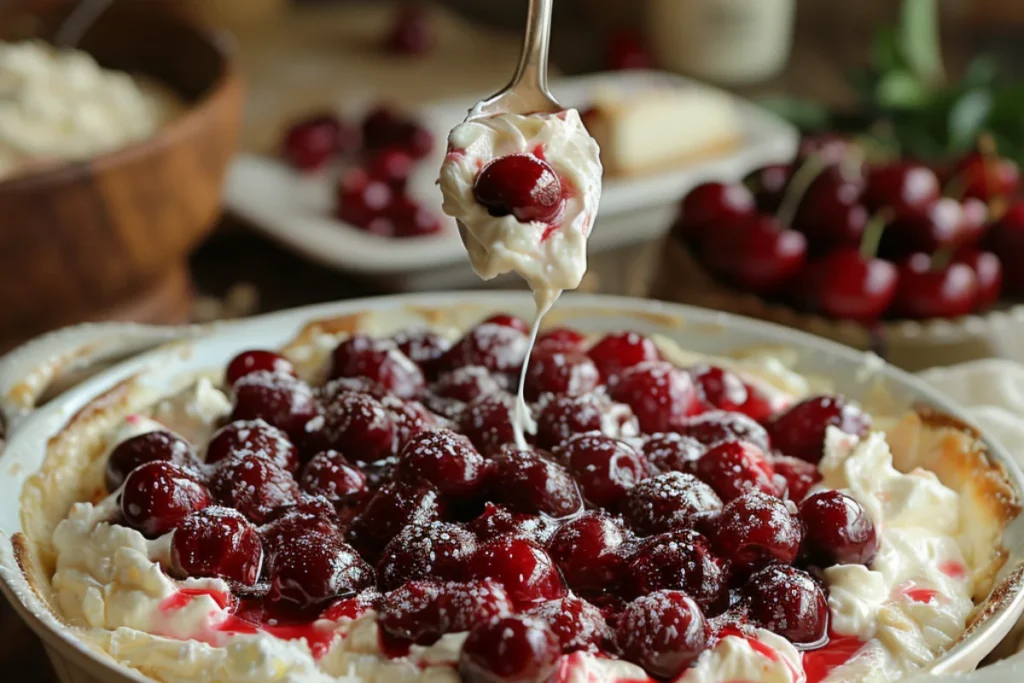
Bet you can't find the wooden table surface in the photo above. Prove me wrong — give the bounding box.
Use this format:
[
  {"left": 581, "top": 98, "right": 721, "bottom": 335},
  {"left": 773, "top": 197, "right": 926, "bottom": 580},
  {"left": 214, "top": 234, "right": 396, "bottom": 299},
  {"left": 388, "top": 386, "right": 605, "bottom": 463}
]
[{"left": 0, "top": 1, "right": 988, "bottom": 680}]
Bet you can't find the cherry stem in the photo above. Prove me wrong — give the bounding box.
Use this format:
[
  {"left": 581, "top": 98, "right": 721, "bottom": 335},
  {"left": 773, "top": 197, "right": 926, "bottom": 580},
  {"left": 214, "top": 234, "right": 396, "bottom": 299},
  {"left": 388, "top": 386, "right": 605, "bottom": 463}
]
[
  {"left": 859, "top": 210, "right": 892, "bottom": 260},
  {"left": 931, "top": 248, "right": 953, "bottom": 271},
  {"left": 776, "top": 154, "right": 826, "bottom": 230}
]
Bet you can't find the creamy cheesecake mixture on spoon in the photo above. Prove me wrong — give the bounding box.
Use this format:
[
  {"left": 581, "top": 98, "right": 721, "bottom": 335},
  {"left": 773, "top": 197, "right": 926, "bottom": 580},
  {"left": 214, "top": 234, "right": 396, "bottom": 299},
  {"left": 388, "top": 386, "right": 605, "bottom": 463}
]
[{"left": 438, "top": 0, "right": 603, "bottom": 447}]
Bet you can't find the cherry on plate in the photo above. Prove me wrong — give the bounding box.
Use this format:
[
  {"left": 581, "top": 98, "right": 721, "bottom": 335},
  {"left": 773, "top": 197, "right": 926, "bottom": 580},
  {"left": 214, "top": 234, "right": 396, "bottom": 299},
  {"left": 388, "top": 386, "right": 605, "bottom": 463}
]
[
  {"left": 813, "top": 248, "right": 899, "bottom": 322},
  {"left": 225, "top": 350, "right": 295, "bottom": 386},
  {"left": 701, "top": 214, "right": 808, "bottom": 295},
  {"left": 394, "top": 429, "right": 487, "bottom": 498},
  {"left": 282, "top": 113, "right": 353, "bottom": 171},
  {"left": 674, "top": 182, "right": 755, "bottom": 247},
  {"left": 895, "top": 254, "right": 979, "bottom": 319},
  {"left": 767, "top": 395, "right": 870, "bottom": 464},
  {"left": 984, "top": 201, "right": 1024, "bottom": 296},
  {"left": 528, "top": 596, "right": 610, "bottom": 653},
  {"left": 106, "top": 430, "right": 198, "bottom": 493},
  {"left": 863, "top": 162, "right": 941, "bottom": 219},
  {"left": 743, "top": 564, "right": 828, "bottom": 645},
  {"left": 336, "top": 168, "right": 394, "bottom": 228},
  {"left": 608, "top": 360, "right": 703, "bottom": 433},
  {"left": 209, "top": 452, "right": 299, "bottom": 524},
  {"left": 467, "top": 536, "right": 566, "bottom": 607},
  {"left": 459, "top": 615, "right": 561, "bottom": 683},
  {"left": 799, "top": 490, "right": 878, "bottom": 566},
  {"left": 171, "top": 506, "right": 263, "bottom": 585},
  {"left": 954, "top": 249, "right": 1003, "bottom": 311},
  {"left": 586, "top": 331, "right": 661, "bottom": 379},
  {"left": 120, "top": 461, "right": 212, "bottom": 537},
  {"left": 385, "top": 3, "right": 433, "bottom": 55},
  {"left": 615, "top": 590, "right": 710, "bottom": 679},
  {"left": 622, "top": 471, "right": 722, "bottom": 536},
  {"left": 625, "top": 530, "right": 728, "bottom": 612},
  {"left": 558, "top": 432, "right": 649, "bottom": 509},
  {"left": 206, "top": 419, "right": 299, "bottom": 473},
  {"left": 377, "top": 521, "right": 477, "bottom": 590},
  {"left": 230, "top": 371, "right": 320, "bottom": 442},
  {"left": 548, "top": 511, "right": 628, "bottom": 593},
  {"left": 487, "top": 447, "right": 583, "bottom": 519},
  {"left": 266, "top": 531, "right": 374, "bottom": 612},
  {"left": 711, "top": 491, "right": 802, "bottom": 570}
]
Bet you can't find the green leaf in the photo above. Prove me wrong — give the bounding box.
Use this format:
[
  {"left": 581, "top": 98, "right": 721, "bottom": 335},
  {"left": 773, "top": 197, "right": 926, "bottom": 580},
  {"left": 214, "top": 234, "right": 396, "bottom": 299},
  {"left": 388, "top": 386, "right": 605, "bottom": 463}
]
[
  {"left": 947, "top": 89, "right": 993, "bottom": 151},
  {"left": 900, "top": 0, "right": 945, "bottom": 86},
  {"left": 875, "top": 70, "right": 932, "bottom": 110},
  {"left": 757, "top": 96, "right": 832, "bottom": 132},
  {"left": 962, "top": 55, "right": 1000, "bottom": 89},
  {"left": 872, "top": 27, "right": 905, "bottom": 72}
]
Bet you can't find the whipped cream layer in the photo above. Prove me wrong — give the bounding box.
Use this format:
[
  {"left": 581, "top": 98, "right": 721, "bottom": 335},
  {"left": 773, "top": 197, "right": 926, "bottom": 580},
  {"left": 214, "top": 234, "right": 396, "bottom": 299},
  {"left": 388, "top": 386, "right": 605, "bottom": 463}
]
[
  {"left": 0, "top": 40, "right": 178, "bottom": 179},
  {"left": 439, "top": 110, "right": 602, "bottom": 310},
  {"left": 48, "top": 352, "right": 980, "bottom": 683}
]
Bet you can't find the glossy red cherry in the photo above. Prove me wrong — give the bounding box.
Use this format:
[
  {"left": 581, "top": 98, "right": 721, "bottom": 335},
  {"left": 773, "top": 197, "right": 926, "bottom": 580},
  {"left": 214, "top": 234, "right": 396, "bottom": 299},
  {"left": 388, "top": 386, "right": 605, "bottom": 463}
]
[
  {"left": 985, "top": 201, "right": 1024, "bottom": 295},
  {"left": 209, "top": 453, "right": 299, "bottom": 524},
  {"left": 460, "top": 615, "right": 561, "bottom": 683},
  {"left": 345, "top": 480, "right": 444, "bottom": 559},
  {"left": 534, "top": 391, "right": 637, "bottom": 450},
  {"left": 548, "top": 511, "right": 627, "bottom": 593},
  {"left": 558, "top": 433, "right": 649, "bottom": 509},
  {"left": 625, "top": 530, "right": 728, "bottom": 611},
  {"left": 746, "top": 164, "right": 793, "bottom": 213},
  {"left": 377, "top": 521, "right": 477, "bottom": 590},
  {"left": 467, "top": 536, "right": 566, "bottom": 607},
  {"left": 366, "top": 146, "right": 414, "bottom": 190},
  {"left": 226, "top": 350, "right": 296, "bottom": 386},
  {"left": 298, "top": 450, "right": 367, "bottom": 501},
  {"left": 444, "top": 579, "right": 516, "bottom": 633},
  {"left": 459, "top": 393, "right": 517, "bottom": 456},
  {"left": 814, "top": 248, "right": 899, "bottom": 322},
  {"left": 441, "top": 322, "right": 529, "bottom": 376},
  {"left": 524, "top": 350, "right": 601, "bottom": 400},
  {"left": 336, "top": 168, "right": 394, "bottom": 228},
  {"left": 395, "top": 429, "right": 487, "bottom": 498},
  {"left": 884, "top": 197, "right": 976, "bottom": 257},
  {"left": 474, "top": 154, "right": 565, "bottom": 224},
  {"left": 604, "top": 28, "right": 652, "bottom": 70},
  {"left": 535, "top": 327, "right": 587, "bottom": 354},
  {"left": 863, "top": 162, "right": 941, "bottom": 219},
  {"left": 955, "top": 248, "right": 1003, "bottom": 311},
  {"left": 378, "top": 580, "right": 446, "bottom": 644},
  {"left": 711, "top": 491, "right": 802, "bottom": 570},
  {"left": 799, "top": 490, "right": 878, "bottom": 566},
  {"left": 386, "top": 3, "right": 433, "bottom": 55},
  {"left": 616, "top": 590, "right": 710, "bottom": 679},
  {"left": 771, "top": 454, "right": 822, "bottom": 503},
  {"left": 689, "top": 365, "right": 774, "bottom": 421},
  {"left": 392, "top": 328, "right": 451, "bottom": 379},
  {"left": 895, "top": 254, "right": 979, "bottom": 319},
  {"left": 488, "top": 447, "right": 582, "bottom": 518},
  {"left": 468, "top": 503, "right": 561, "bottom": 547},
  {"left": 587, "top": 331, "right": 661, "bottom": 378},
  {"left": 282, "top": 113, "right": 353, "bottom": 171},
  {"left": 106, "top": 431, "right": 198, "bottom": 493},
  {"left": 793, "top": 168, "right": 868, "bottom": 248},
  {"left": 120, "top": 461, "right": 211, "bottom": 537},
  {"left": 529, "top": 596, "right": 610, "bottom": 653},
  {"left": 206, "top": 419, "right": 299, "bottom": 473},
  {"left": 743, "top": 564, "right": 828, "bottom": 645},
  {"left": 362, "top": 106, "right": 404, "bottom": 150},
  {"left": 430, "top": 365, "right": 504, "bottom": 406},
  {"left": 674, "top": 182, "right": 755, "bottom": 247},
  {"left": 696, "top": 440, "right": 778, "bottom": 501},
  {"left": 267, "top": 531, "right": 374, "bottom": 612},
  {"left": 622, "top": 471, "right": 722, "bottom": 536},
  {"left": 319, "top": 391, "right": 396, "bottom": 463},
  {"left": 675, "top": 410, "right": 771, "bottom": 452},
  {"left": 953, "top": 150, "right": 1021, "bottom": 202},
  {"left": 701, "top": 214, "right": 808, "bottom": 295},
  {"left": 642, "top": 433, "right": 705, "bottom": 474},
  {"left": 768, "top": 395, "right": 871, "bottom": 464},
  {"left": 330, "top": 336, "right": 425, "bottom": 399},
  {"left": 609, "top": 360, "right": 703, "bottom": 433},
  {"left": 171, "top": 506, "right": 263, "bottom": 585},
  {"left": 230, "top": 371, "right": 320, "bottom": 442}
]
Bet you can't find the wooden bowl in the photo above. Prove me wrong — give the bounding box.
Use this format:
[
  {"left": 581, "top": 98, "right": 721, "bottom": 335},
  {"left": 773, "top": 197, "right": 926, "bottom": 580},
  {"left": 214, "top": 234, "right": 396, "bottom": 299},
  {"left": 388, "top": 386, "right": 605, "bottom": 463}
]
[{"left": 0, "top": 3, "right": 243, "bottom": 347}]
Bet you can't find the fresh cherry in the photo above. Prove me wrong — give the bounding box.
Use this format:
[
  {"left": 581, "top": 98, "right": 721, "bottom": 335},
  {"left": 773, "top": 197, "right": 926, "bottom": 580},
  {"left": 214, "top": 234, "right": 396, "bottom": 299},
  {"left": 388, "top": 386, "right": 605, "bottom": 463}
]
[
  {"left": 771, "top": 454, "right": 822, "bottom": 503},
  {"left": 260, "top": 495, "right": 341, "bottom": 553},
  {"left": 674, "top": 182, "right": 755, "bottom": 247},
  {"left": 205, "top": 419, "right": 299, "bottom": 473},
  {"left": 985, "top": 201, "right": 1024, "bottom": 295},
  {"left": 953, "top": 150, "right": 1021, "bottom": 202},
  {"left": 430, "top": 365, "right": 504, "bottom": 404},
  {"left": 171, "top": 506, "right": 262, "bottom": 585},
  {"left": 386, "top": 3, "right": 433, "bottom": 55},
  {"left": 209, "top": 453, "right": 299, "bottom": 524},
  {"left": 230, "top": 371, "right": 320, "bottom": 442},
  {"left": 701, "top": 214, "right": 808, "bottom": 295},
  {"left": 863, "top": 162, "right": 941, "bottom": 219},
  {"left": 467, "top": 536, "right": 566, "bottom": 607},
  {"left": 622, "top": 471, "right": 722, "bottom": 536},
  {"left": 955, "top": 248, "right": 1003, "bottom": 311},
  {"left": 282, "top": 113, "right": 354, "bottom": 171},
  {"left": 226, "top": 350, "right": 295, "bottom": 386},
  {"left": 487, "top": 447, "right": 582, "bottom": 518},
  {"left": 711, "top": 491, "right": 802, "bottom": 570},
  {"left": 745, "top": 164, "right": 793, "bottom": 213},
  {"left": 345, "top": 480, "right": 444, "bottom": 559},
  {"left": 548, "top": 511, "right": 628, "bottom": 594},
  {"left": 813, "top": 248, "right": 899, "bottom": 322},
  {"left": 743, "top": 564, "right": 828, "bottom": 645},
  {"left": 298, "top": 450, "right": 367, "bottom": 502},
  {"left": 362, "top": 106, "right": 404, "bottom": 150},
  {"left": 473, "top": 154, "right": 564, "bottom": 224},
  {"left": 696, "top": 440, "right": 778, "bottom": 501},
  {"left": 792, "top": 168, "right": 868, "bottom": 248},
  {"left": 558, "top": 433, "right": 649, "bottom": 508},
  {"left": 616, "top": 590, "right": 710, "bottom": 679},
  {"left": 799, "top": 490, "right": 878, "bottom": 566},
  {"left": 609, "top": 360, "right": 703, "bottom": 433},
  {"left": 768, "top": 395, "right": 871, "bottom": 464},
  {"left": 528, "top": 596, "right": 610, "bottom": 653},
  {"left": 444, "top": 579, "right": 516, "bottom": 633},
  {"left": 535, "top": 327, "right": 587, "bottom": 354},
  {"left": 459, "top": 615, "right": 561, "bottom": 683},
  {"left": 120, "top": 461, "right": 211, "bottom": 537},
  {"left": 524, "top": 349, "right": 601, "bottom": 400},
  {"left": 106, "top": 430, "right": 198, "bottom": 493},
  {"left": 587, "top": 332, "right": 660, "bottom": 378},
  {"left": 336, "top": 168, "right": 394, "bottom": 228},
  {"left": 394, "top": 429, "right": 487, "bottom": 498},
  {"left": 378, "top": 580, "right": 446, "bottom": 644},
  {"left": 366, "top": 146, "right": 414, "bottom": 190},
  {"left": 625, "top": 530, "right": 727, "bottom": 612},
  {"left": 377, "top": 521, "right": 477, "bottom": 590},
  {"left": 895, "top": 254, "right": 979, "bottom": 319}
]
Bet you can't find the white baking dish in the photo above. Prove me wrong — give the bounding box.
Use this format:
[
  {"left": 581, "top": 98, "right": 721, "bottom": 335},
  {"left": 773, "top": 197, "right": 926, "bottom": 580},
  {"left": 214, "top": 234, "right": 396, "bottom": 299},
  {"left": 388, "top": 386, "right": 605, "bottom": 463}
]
[
  {"left": 0, "top": 292, "right": 1022, "bottom": 683},
  {"left": 225, "top": 70, "right": 798, "bottom": 290}
]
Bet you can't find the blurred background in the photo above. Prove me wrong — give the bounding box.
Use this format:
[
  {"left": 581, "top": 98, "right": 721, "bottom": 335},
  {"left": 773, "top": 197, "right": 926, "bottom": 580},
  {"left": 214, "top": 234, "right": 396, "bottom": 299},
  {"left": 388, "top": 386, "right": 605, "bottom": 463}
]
[{"left": 1, "top": 0, "right": 1024, "bottom": 355}]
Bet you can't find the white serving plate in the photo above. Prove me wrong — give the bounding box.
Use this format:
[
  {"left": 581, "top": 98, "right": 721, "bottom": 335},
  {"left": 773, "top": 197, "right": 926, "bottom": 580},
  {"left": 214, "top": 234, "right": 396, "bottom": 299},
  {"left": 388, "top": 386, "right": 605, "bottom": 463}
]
[
  {"left": 0, "top": 292, "right": 1023, "bottom": 683},
  {"left": 226, "top": 70, "right": 798, "bottom": 290}
]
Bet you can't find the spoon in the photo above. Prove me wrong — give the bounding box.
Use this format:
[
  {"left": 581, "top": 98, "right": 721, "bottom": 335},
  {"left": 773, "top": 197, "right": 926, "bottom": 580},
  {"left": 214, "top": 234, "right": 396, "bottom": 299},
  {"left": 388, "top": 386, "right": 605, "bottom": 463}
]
[{"left": 465, "top": 0, "right": 561, "bottom": 120}]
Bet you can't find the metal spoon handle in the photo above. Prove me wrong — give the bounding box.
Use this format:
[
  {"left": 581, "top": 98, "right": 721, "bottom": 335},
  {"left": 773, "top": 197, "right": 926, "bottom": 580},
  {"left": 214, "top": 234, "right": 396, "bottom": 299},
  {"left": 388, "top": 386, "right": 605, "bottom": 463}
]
[{"left": 508, "top": 0, "right": 554, "bottom": 97}]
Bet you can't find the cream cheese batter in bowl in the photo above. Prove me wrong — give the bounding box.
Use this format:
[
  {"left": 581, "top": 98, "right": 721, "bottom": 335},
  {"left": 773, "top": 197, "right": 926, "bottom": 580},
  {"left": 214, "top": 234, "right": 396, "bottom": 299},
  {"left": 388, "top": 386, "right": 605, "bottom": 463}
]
[{"left": 0, "top": 293, "right": 1023, "bottom": 683}]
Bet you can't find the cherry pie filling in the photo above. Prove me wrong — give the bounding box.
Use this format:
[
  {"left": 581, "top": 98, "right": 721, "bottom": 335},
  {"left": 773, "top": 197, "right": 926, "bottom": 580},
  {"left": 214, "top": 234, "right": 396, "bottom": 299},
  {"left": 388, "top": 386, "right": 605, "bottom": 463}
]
[{"left": 57, "top": 315, "right": 982, "bottom": 683}]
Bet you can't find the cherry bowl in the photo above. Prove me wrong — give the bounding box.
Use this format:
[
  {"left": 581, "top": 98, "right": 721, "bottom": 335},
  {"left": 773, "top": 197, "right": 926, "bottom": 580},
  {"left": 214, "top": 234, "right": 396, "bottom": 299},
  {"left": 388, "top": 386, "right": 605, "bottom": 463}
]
[
  {"left": 0, "top": 3, "right": 243, "bottom": 350},
  {"left": 0, "top": 292, "right": 1023, "bottom": 683}
]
